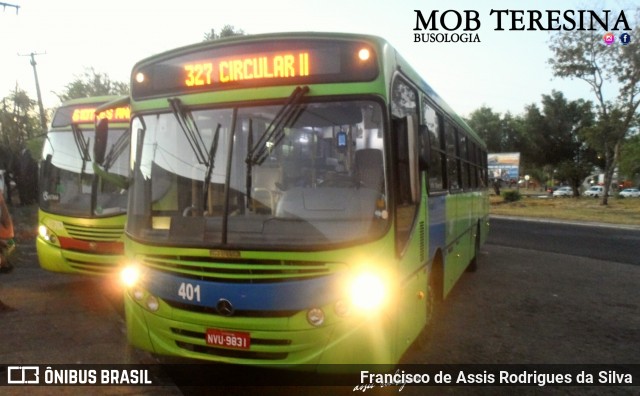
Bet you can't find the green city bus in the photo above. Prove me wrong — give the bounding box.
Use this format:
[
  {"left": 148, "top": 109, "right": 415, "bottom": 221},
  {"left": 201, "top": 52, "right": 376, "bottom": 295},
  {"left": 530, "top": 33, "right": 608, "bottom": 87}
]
[
  {"left": 112, "top": 32, "right": 489, "bottom": 367},
  {"left": 37, "top": 96, "right": 131, "bottom": 275}
]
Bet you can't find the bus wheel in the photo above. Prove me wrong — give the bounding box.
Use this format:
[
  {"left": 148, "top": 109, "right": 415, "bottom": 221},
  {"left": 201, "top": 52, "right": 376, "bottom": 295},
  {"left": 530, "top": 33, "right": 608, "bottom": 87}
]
[
  {"left": 425, "top": 272, "right": 435, "bottom": 325},
  {"left": 467, "top": 224, "right": 481, "bottom": 272},
  {"left": 418, "top": 258, "right": 442, "bottom": 349}
]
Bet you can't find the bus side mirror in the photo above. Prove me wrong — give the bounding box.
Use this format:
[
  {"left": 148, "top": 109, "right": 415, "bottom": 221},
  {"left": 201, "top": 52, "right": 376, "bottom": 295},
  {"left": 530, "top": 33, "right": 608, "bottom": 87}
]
[{"left": 94, "top": 118, "right": 108, "bottom": 165}]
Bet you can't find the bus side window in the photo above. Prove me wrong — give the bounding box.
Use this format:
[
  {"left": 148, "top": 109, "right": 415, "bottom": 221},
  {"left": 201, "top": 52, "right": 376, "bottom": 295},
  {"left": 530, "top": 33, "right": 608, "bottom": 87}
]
[
  {"left": 445, "top": 122, "right": 460, "bottom": 191},
  {"left": 423, "top": 102, "right": 445, "bottom": 193},
  {"left": 391, "top": 77, "right": 419, "bottom": 204},
  {"left": 391, "top": 76, "right": 419, "bottom": 255},
  {"left": 459, "top": 131, "right": 469, "bottom": 190},
  {"left": 393, "top": 117, "right": 413, "bottom": 205}
]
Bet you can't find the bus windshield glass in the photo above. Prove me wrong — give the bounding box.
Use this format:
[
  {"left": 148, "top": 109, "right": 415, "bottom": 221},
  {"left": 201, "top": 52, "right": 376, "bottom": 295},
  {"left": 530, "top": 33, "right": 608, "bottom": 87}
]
[
  {"left": 40, "top": 128, "right": 130, "bottom": 217},
  {"left": 128, "top": 99, "right": 388, "bottom": 249}
]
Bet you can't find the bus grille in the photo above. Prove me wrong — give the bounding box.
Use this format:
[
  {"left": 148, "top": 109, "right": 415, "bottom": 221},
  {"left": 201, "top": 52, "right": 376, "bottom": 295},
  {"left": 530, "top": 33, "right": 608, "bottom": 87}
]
[
  {"left": 68, "top": 259, "right": 119, "bottom": 275},
  {"left": 141, "top": 254, "right": 344, "bottom": 283},
  {"left": 64, "top": 223, "right": 124, "bottom": 242}
]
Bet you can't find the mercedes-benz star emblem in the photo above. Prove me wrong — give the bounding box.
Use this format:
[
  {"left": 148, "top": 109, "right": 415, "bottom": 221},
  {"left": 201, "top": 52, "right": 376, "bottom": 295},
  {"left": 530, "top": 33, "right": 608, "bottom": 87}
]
[{"left": 216, "top": 299, "right": 234, "bottom": 316}]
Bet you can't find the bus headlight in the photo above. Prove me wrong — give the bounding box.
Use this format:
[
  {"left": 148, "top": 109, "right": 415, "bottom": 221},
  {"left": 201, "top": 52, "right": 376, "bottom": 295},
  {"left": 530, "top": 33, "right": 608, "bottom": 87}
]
[
  {"left": 348, "top": 272, "right": 387, "bottom": 312},
  {"left": 120, "top": 264, "right": 142, "bottom": 288},
  {"left": 38, "top": 225, "right": 59, "bottom": 245}
]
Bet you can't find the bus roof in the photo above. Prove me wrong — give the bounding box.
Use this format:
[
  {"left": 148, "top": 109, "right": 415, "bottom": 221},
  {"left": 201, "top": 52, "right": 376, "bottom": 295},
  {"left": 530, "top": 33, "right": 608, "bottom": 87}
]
[
  {"left": 130, "top": 31, "right": 483, "bottom": 147},
  {"left": 57, "top": 95, "right": 127, "bottom": 107},
  {"left": 51, "top": 95, "right": 130, "bottom": 129}
]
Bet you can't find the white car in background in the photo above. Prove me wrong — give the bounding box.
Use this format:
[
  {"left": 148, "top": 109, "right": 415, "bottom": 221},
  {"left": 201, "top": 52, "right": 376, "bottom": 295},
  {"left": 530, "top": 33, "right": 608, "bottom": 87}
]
[
  {"left": 552, "top": 186, "right": 573, "bottom": 197},
  {"left": 583, "top": 186, "right": 613, "bottom": 197},
  {"left": 619, "top": 188, "right": 640, "bottom": 198}
]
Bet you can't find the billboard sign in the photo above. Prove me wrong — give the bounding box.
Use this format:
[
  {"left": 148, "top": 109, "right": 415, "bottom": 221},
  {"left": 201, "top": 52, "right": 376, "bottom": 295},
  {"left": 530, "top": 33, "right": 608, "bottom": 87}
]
[{"left": 488, "top": 152, "right": 520, "bottom": 182}]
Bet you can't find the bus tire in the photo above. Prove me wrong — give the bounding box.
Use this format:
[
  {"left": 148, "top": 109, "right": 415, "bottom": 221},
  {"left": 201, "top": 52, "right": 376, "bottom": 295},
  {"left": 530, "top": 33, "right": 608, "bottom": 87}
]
[
  {"left": 466, "top": 223, "right": 481, "bottom": 272},
  {"left": 418, "top": 253, "right": 443, "bottom": 349}
]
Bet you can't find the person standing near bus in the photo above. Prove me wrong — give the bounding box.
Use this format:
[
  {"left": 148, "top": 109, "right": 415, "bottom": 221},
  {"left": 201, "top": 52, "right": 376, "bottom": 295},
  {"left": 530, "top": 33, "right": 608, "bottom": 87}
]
[{"left": 0, "top": 193, "right": 15, "bottom": 273}]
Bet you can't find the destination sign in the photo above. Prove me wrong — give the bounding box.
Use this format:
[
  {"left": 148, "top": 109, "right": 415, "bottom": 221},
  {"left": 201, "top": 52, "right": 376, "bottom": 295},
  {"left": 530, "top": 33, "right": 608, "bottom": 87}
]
[
  {"left": 52, "top": 104, "right": 130, "bottom": 128},
  {"left": 183, "top": 51, "right": 310, "bottom": 87},
  {"left": 132, "top": 39, "right": 378, "bottom": 99}
]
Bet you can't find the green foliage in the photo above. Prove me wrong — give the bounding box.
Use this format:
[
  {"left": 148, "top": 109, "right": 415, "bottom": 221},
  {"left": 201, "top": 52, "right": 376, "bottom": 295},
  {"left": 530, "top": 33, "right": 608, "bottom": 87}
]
[
  {"left": 0, "top": 88, "right": 41, "bottom": 169},
  {"left": 203, "top": 25, "right": 245, "bottom": 41},
  {"left": 619, "top": 134, "right": 640, "bottom": 182},
  {"left": 547, "top": 9, "right": 640, "bottom": 204},
  {"left": 466, "top": 106, "right": 503, "bottom": 152},
  {"left": 54, "top": 67, "right": 129, "bottom": 102},
  {"left": 502, "top": 190, "right": 522, "bottom": 203}
]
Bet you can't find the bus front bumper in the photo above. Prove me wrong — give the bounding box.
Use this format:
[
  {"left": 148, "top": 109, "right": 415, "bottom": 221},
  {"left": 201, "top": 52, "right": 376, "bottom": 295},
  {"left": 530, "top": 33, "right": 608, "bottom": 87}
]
[
  {"left": 124, "top": 292, "right": 395, "bottom": 369},
  {"left": 36, "top": 237, "right": 122, "bottom": 275}
]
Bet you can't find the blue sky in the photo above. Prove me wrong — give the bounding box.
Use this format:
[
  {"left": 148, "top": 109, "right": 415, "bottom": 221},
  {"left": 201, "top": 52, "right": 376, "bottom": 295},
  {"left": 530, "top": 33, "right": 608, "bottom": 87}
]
[{"left": 0, "top": 0, "right": 634, "bottom": 118}]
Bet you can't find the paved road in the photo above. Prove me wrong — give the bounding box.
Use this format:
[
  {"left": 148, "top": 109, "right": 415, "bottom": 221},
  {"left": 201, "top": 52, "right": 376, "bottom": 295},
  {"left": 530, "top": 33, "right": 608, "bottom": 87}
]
[
  {"left": 393, "top": 217, "right": 640, "bottom": 395},
  {"left": 488, "top": 216, "right": 640, "bottom": 265},
  {"left": 0, "top": 214, "right": 181, "bottom": 395}
]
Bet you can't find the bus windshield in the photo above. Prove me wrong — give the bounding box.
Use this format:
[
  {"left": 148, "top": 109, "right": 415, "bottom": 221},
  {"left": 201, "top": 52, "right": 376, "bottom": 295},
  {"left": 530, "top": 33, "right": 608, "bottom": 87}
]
[
  {"left": 128, "top": 99, "right": 389, "bottom": 249},
  {"left": 40, "top": 127, "right": 130, "bottom": 217}
]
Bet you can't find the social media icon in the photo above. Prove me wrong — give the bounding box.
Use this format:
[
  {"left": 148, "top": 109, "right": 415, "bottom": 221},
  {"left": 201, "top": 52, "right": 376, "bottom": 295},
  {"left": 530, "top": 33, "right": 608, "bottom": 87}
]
[
  {"left": 620, "top": 33, "right": 631, "bottom": 45},
  {"left": 603, "top": 32, "right": 615, "bottom": 45}
]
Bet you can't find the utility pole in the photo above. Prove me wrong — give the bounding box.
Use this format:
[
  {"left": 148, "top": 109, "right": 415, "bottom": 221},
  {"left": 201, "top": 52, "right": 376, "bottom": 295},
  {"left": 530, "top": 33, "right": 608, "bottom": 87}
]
[
  {"left": 19, "top": 52, "right": 48, "bottom": 133},
  {"left": 0, "top": 2, "right": 20, "bottom": 14}
]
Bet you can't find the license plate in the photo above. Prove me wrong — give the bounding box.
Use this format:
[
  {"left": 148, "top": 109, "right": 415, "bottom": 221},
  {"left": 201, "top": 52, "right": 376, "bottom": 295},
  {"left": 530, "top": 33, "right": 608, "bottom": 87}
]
[{"left": 205, "top": 328, "right": 251, "bottom": 350}]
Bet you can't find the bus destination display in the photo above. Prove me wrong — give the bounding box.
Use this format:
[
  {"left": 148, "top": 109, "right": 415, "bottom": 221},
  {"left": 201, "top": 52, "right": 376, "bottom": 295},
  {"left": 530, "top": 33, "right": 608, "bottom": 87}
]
[
  {"left": 51, "top": 105, "right": 131, "bottom": 128},
  {"left": 132, "top": 39, "right": 378, "bottom": 99},
  {"left": 184, "top": 51, "right": 310, "bottom": 87}
]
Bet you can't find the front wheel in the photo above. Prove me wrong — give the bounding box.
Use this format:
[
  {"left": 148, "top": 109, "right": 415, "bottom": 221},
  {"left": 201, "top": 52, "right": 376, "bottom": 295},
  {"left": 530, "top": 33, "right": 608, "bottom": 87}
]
[
  {"left": 467, "top": 225, "right": 481, "bottom": 272},
  {"left": 418, "top": 261, "right": 442, "bottom": 349}
]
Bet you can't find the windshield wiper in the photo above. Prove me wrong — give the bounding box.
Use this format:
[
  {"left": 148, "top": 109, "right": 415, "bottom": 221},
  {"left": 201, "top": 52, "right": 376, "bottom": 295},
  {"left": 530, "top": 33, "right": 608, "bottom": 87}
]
[
  {"left": 168, "top": 98, "right": 209, "bottom": 165},
  {"left": 244, "top": 86, "right": 308, "bottom": 210},
  {"left": 71, "top": 123, "right": 91, "bottom": 175},
  {"left": 103, "top": 128, "right": 131, "bottom": 172},
  {"left": 202, "top": 124, "right": 221, "bottom": 208},
  {"left": 245, "top": 119, "right": 254, "bottom": 209},
  {"left": 247, "top": 85, "right": 309, "bottom": 166}
]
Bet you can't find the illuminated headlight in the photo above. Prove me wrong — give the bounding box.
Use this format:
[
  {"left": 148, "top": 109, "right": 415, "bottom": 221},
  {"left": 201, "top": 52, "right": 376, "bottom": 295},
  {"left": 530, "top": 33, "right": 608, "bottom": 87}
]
[
  {"left": 348, "top": 272, "right": 387, "bottom": 312},
  {"left": 120, "top": 264, "right": 141, "bottom": 288},
  {"left": 38, "top": 225, "right": 58, "bottom": 244}
]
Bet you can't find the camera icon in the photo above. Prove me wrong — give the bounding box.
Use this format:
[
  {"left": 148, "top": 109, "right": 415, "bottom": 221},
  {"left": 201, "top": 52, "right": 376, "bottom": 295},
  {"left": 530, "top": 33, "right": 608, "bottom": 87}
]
[{"left": 603, "top": 32, "right": 615, "bottom": 45}]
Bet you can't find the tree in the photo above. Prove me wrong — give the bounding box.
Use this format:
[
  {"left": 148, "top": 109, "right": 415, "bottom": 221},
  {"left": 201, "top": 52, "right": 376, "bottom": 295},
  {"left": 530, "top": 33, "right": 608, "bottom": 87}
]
[
  {"left": 466, "top": 106, "right": 504, "bottom": 152},
  {"left": 618, "top": 132, "right": 640, "bottom": 185},
  {"left": 0, "top": 88, "right": 40, "bottom": 153},
  {"left": 203, "top": 25, "right": 245, "bottom": 41},
  {"left": 54, "top": 67, "right": 129, "bottom": 102},
  {"left": 549, "top": 9, "right": 640, "bottom": 204},
  {"left": 0, "top": 88, "right": 42, "bottom": 204},
  {"left": 527, "top": 91, "right": 595, "bottom": 195}
]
